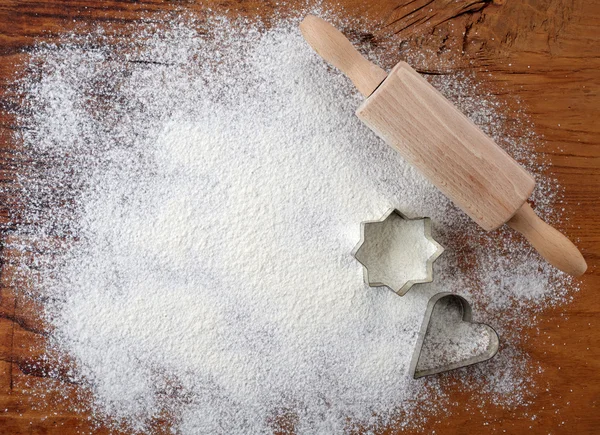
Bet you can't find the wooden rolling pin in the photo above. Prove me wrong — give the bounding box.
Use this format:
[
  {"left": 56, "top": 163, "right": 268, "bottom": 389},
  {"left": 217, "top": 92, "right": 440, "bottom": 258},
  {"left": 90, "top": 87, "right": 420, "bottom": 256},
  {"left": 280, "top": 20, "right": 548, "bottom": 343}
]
[{"left": 300, "top": 15, "right": 587, "bottom": 276}]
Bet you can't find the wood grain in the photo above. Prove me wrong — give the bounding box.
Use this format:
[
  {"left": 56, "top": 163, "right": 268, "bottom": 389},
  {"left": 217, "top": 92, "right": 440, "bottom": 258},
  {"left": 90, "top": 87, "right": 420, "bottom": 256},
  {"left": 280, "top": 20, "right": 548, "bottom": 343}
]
[{"left": 0, "top": 1, "right": 599, "bottom": 434}]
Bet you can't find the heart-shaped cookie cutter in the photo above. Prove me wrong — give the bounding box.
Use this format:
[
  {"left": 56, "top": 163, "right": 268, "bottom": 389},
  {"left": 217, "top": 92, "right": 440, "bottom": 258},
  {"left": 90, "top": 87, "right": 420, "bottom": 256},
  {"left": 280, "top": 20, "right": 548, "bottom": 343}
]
[{"left": 409, "top": 292, "right": 500, "bottom": 378}]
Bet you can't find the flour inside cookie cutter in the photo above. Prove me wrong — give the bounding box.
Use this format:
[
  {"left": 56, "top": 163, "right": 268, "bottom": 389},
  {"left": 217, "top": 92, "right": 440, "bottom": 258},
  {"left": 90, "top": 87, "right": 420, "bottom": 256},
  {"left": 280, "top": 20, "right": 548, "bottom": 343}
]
[
  {"left": 352, "top": 209, "right": 444, "bottom": 295},
  {"left": 410, "top": 292, "right": 500, "bottom": 379}
]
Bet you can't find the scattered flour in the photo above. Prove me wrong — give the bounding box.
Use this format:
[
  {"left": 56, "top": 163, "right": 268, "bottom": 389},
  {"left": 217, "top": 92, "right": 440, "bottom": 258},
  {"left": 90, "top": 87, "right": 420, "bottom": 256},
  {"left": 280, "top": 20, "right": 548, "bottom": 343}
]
[{"left": 5, "top": 12, "right": 577, "bottom": 435}]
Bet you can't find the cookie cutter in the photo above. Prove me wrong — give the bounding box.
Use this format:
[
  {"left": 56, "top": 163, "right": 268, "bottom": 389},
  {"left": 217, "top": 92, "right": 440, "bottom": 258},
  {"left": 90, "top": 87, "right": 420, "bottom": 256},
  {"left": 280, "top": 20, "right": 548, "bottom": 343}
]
[
  {"left": 409, "top": 292, "right": 500, "bottom": 378},
  {"left": 352, "top": 209, "right": 444, "bottom": 296}
]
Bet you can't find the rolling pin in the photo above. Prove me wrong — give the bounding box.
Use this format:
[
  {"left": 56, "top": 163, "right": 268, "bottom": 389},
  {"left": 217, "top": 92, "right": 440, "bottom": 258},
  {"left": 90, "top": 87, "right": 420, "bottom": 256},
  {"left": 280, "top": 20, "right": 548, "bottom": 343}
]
[{"left": 300, "top": 15, "right": 587, "bottom": 277}]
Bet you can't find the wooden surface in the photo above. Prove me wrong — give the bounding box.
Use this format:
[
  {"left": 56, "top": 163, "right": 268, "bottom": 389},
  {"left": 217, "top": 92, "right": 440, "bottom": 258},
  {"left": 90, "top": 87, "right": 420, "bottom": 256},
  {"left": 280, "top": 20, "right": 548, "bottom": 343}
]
[{"left": 0, "top": 0, "right": 599, "bottom": 434}]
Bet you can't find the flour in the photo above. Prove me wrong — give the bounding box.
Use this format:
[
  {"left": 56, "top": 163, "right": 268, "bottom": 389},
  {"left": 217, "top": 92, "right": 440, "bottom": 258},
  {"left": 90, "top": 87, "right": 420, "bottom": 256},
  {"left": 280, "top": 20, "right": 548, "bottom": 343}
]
[{"left": 8, "top": 13, "right": 576, "bottom": 435}]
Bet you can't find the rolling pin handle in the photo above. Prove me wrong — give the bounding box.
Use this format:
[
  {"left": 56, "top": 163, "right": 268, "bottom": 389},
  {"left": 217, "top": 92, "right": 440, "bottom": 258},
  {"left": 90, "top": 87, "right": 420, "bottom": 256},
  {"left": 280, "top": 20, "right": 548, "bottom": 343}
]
[
  {"left": 299, "top": 15, "right": 387, "bottom": 97},
  {"left": 506, "top": 202, "right": 587, "bottom": 276}
]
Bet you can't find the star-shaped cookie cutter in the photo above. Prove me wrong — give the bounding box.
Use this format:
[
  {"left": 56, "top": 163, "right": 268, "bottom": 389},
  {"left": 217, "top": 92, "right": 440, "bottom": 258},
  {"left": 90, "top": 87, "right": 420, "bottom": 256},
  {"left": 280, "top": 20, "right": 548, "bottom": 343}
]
[{"left": 352, "top": 209, "right": 444, "bottom": 295}]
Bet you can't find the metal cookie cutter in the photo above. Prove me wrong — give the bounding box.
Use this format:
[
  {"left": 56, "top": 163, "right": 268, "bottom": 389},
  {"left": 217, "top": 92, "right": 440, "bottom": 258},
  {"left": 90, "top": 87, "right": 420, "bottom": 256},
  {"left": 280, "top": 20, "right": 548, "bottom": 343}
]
[
  {"left": 352, "top": 209, "right": 444, "bottom": 296},
  {"left": 409, "top": 293, "right": 500, "bottom": 378}
]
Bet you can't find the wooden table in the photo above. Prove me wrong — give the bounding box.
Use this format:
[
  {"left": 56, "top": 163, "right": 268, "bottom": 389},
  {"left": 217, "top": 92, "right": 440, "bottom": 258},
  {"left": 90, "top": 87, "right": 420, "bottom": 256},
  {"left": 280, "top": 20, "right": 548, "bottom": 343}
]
[{"left": 0, "top": 1, "right": 598, "bottom": 433}]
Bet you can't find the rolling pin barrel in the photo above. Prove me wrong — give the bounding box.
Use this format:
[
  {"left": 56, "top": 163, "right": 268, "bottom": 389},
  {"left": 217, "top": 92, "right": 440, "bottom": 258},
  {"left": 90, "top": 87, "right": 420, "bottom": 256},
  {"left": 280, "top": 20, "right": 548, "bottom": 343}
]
[{"left": 299, "top": 15, "right": 587, "bottom": 277}]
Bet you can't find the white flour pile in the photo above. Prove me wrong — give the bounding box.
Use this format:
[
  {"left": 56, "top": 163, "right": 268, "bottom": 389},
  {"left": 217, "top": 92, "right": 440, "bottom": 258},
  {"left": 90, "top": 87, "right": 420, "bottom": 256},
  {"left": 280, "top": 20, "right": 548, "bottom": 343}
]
[{"left": 8, "top": 13, "right": 577, "bottom": 435}]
